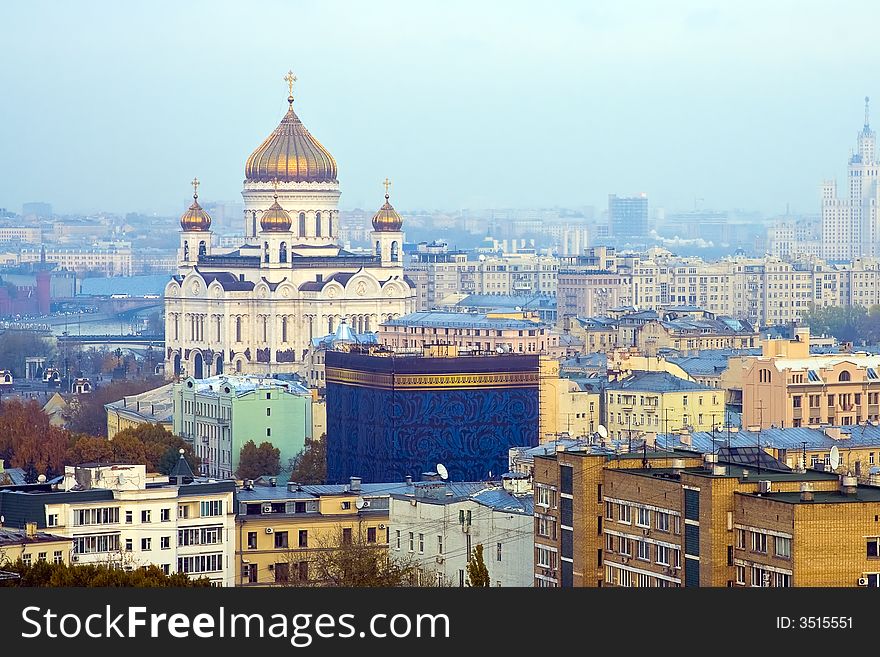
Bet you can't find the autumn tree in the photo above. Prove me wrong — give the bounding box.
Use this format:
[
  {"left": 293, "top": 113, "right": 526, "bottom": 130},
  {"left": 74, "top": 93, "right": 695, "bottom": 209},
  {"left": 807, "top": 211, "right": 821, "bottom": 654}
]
[
  {"left": 0, "top": 330, "right": 55, "bottom": 378},
  {"left": 288, "top": 435, "right": 326, "bottom": 484},
  {"left": 466, "top": 543, "right": 491, "bottom": 587},
  {"left": 66, "top": 434, "right": 114, "bottom": 464},
  {"left": 67, "top": 377, "right": 166, "bottom": 437},
  {"left": 306, "top": 522, "right": 422, "bottom": 587},
  {"left": 237, "top": 440, "right": 281, "bottom": 479},
  {"left": 0, "top": 399, "right": 69, "bottom": 479},
  {"left": 65, "top": 424, "right": 198, "bottom": 475}
]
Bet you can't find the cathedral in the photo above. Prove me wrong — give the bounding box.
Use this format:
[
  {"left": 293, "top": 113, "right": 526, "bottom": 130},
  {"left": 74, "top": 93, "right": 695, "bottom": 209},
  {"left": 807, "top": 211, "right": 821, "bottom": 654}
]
[{"left": 164, "top": 73, "right": 415, "bottom": 378}]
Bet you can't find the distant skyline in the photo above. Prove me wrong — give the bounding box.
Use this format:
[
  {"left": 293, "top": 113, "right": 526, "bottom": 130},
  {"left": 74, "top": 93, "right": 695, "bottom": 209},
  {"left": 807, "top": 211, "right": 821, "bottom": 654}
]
[{"left": 2, "top": 0, "right": 880, "bottom": 217}]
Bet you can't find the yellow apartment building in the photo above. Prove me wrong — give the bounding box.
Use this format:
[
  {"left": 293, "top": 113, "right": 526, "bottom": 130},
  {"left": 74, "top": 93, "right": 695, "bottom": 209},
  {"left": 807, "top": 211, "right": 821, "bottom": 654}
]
[{"left": 0, "top": 524, "right": 72, "bottom": 567}]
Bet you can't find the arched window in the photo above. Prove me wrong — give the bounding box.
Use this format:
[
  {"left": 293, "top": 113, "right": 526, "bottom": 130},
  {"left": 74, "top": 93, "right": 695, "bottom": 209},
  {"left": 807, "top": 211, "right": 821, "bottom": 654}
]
[
  {"left": 282, "top": 316, "right": 288, "bottom": 343},
  {"left": 328, "top": 212, "right": 333, "bottom": 236},
  {"left": 299, "top": 212, "right": 306, "bottom": 236},
  {"left": 315, "top": 211, "right": 322, "bottom": 237},
  {"left": 375, "top": 241, "right": 381, "bottom": 257},
  {"left": 252, "top": 211, "right": 257, "bottom": 236},
  {"left": 235, "top": 317, "right": 242, "bottom": 342},
  {"left": 235, "top": 359, "right": 242, "bottom": 373},
  {"left": 183, "top": 241, "right": 189, "bottom": 260},
  {"left": 759, "top": 368, "right": 772, "bottom": 383},
  {"left": 264, "top": 242, "right": 270, "bottom": 262},
  {"left": 839, "top": 370, "right": 852, "bottom": 382},
  {"left": 198, "top": 240, "right": 206, "bottom": 257},
  {"left": 328, "top": 316, "right": 334, "bottom": 334},
  {"left": 279, "top": 242, "right": 288, "bottom": 263},
  {"left": 391, "top": 241, "right": 399, "bottom": 262}
]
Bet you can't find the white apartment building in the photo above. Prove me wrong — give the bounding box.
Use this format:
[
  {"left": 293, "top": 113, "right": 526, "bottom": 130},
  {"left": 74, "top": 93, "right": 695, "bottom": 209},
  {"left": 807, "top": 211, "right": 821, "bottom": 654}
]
[
  {"left": 0, "top": 463, "right": 236, "bottom": 586},
  {"left": 389, "top": 475, "right": 535, "bottom": 587}
]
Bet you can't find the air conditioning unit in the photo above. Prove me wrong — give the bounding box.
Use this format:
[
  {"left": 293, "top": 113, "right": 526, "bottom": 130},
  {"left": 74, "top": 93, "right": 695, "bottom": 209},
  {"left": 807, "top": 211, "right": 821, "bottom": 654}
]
[
  {"left": 642, "top": 528, "right": 650, "bottom": 536},
  {"left": 858, "top": 577, "right": 869, "bottom": 586},
  {"left": 268, "top": 564, "right": 274, "bottom": 571},
  {"left": 362, "top": 500, "right": 371, "bottom": 508},
  {"left": 265, "top": 527, "right": 274, "bottom": 534},
  {"left": 71, "top": 555, "right": 79, "bottom": 562},
  {"left": 378, "top": 524, "right": 386, "bottom": 530},
  {"left": 262, "top": 504, "right": 272, "bottom": 514},
  {"left": 436, "top": 556, "right": 445, "bottom": 564},
  {"left": 621, "top": 556, "right": 629, "bottom": 563},
  {"left": 461, "top": 524, "right": 470, "bottom": 533}
]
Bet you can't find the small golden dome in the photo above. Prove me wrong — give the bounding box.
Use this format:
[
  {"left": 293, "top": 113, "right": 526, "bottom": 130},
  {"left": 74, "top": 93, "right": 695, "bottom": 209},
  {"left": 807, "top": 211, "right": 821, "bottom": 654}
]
[
  {"left": 260, "top": 194, "right": 292, "bottom": 232},
  {"left": 179, "top": 180, "right": 211, "bottom": 231},
  {"left": 245, "top": 95, "right": 337, "bottom": 184},
  {"left": 372, "top": 193, "right": 403, "bottom": 232}
]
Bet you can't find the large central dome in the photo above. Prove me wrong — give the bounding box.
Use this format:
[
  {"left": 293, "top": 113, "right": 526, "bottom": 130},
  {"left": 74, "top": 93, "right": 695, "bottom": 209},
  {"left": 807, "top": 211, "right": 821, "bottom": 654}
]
[{"left": 245, "top": 96, "right": 337, "bottom": 184}]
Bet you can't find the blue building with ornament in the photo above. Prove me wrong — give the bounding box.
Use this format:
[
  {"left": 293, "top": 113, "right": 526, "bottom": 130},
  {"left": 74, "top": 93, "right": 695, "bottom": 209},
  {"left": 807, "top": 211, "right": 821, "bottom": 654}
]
[{"left": 325, "top": 350, "right": 540, "bottom": 483}]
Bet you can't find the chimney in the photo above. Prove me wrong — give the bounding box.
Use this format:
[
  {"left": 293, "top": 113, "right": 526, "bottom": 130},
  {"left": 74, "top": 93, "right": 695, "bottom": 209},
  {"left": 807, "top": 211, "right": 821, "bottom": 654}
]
[
  {"left": 800, "top": 482, "right": 814, "bottom": 502},
  {"left": 269, "top": 477, "right": 277, "bottom": 487},
  {"left": 0, "top": 458, "right": 4, "bottom": 473},
  {"left": 25, "top": 522, "right": 37, "bottom": 538},
  {"left": 840, "top": 474, "right": 858, "bottom": 495},
  {"left": 404, "top": 475, "right": 413, "bottom": 486},
  {"left": 349, "top": 476, "right": 362, "bottom": 493},
  {"left": 679, "top": 431, "right": 692, "bottom": 447}
]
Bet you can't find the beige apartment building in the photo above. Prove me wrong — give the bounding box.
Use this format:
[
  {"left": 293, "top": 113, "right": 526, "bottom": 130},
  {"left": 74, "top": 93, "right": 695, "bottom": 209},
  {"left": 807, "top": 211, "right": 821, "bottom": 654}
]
[{"left": 741, "top": 328, "right": 880, "bottom": 429}]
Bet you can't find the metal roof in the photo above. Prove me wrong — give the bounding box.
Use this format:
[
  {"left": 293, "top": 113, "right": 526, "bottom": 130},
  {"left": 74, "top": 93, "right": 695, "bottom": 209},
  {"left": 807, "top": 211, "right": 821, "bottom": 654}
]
[
  {"left": 383, "top": 311, "right": 545, "bottom": 331},
  {"left": 661, "top": 425, "right": 880, "bottom": 451},
  {"left": 608, "top": 371, "right": 713, "bottom": 392}
]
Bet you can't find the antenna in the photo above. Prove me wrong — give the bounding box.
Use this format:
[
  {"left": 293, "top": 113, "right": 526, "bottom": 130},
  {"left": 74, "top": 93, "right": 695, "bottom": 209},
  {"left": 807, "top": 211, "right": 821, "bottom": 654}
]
[
  {"left": 436, "top": 463, "right": 449, "bottom": 480},
  {"left": 830, "top": 446, "right": 840, "bottom": 471},
  {"left": 355, "top": 496, "right": 366, "bottom": 510}
]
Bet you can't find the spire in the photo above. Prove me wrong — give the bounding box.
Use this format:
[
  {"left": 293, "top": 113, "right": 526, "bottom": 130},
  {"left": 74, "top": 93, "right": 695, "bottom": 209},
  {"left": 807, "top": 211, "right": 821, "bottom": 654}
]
[
  {"left": 284, "top": 69, "right": 297, "bottom": 109},
  {"left": 191, "top": 177, "right": 200, "bottom": 201},
  {"left": 866, "top": 96, "right": 871, "bottom": 130},
  {"left": 383, "top": 177, "right": 392, "bottom": 201}
]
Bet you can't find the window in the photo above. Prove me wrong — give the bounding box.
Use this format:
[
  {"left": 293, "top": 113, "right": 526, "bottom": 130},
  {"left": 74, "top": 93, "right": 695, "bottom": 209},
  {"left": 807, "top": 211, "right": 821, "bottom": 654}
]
[
  {"left": 299, "top": 530, "right": 308, "bottom": 548},
  {"left": 341, "top": 501, "right": 351, "bottom": 510},
  {"left": 161, "top": 536, "right": 171, "bottom": 550},
  {"left": 751, "top": 565, "right": 769, "bottom": 588},
  {"left": 736, "top": 528, "right": 746, "bottom": 549},
  {"left": 47, "top": 514, "right": 58, "bottom": 527},
  {"left": 161, "top": 508, "right": 171, "bottom": 522},
  {"left": 605, "top": 501, "right": 614, "bottom": 519},
  {"left": 247, "top": 532, "right": 257, "bottom": 550},
  {"left": 751, "top": 531, "right": 768, "bottom": 554},
  {"left": 655, "top": 511, "right": 670, "bottom": 532},
  {"left": 497, "top": 542, "right": 503, "bottom": 562},
  {"left": 37, "top": 551, "right": 46, "bottom": 562},
  {"left": 409, "top": 532, "right": 414, "bottom": 552},
  {"left": 618, "top": 568, "right": 632, "bottom": 588},
  {"left": 459, "top": 570, "right": 465, "bottom": 587},
  {"left": 274, "top": 531, "right": 289, "bottom": 549},
  {"left": 53, "top": 551, "right": 63, "bottom": 564},
  {"left": 141, "top": 510, "right": 151, "bottom": 523},
  {"left": 793, "top": 396, "right": 802, "bottom": 409},
  {"left": 619, "top": 536, "right": 631, "bottom": 557},
  {"left": 178, "top": 505, "right": 189, "bottom": 519},
  {"left": 605, "top": 533, "right": 615, "bottom": 552},
  {"left": 656, "top": 544, "right": 670, "bottom": 566},
  {"left": 22, "top": 554, "right": 31, "bottom": 566},
  {"left": 867, "top": 537, "right": 880, "bottom": 558},
  {"left": 418, "top": 533, "right": 425, "bottom": 553},
  {"left": 274, "top": 562, "right": 290, "bottom": 583},
  {"left": 266, "top": 408, "right": 271, "bottom": 417},
  {"left": 637, "top": 540, "right": 650, "bottom": 561},
  {"left": 636, "top": 507, "right": 650, "bottom": 528},
  {"left": 125, "top": 538, "right": 133, "bottom": 551},
  {"left": 200, "top": 500, "right": 222, "bottom": 517},
  {"left": 266, "top": 428, "right": 271, "bottom": 437},
  {"left": 839, "top": 370, "right": 852, "bottom": 382},
  {"left": 74, "top": 507, "right": 120, "bottom": 526},
  {"left": 178, "top": 553, "right": 223, "bottom": 575},
  {"left": 141, "top": 538, "right": 152, "bottom": 551},
  {"left": 536, "top": 546, "right": 556, "bottom": 569},
  {"left": 395, "top": 530, "right": 401, "bottom": 550},
  {"left": 735, "top": 565, "right": 746, "bottom": 585},
  {"left": 537, "top": 516, "right": 557, "bottom": 539},
  {"left": 617, "top": 503, "right": 631, "bottom": 524},
  {"left": 560, "top": 465, "right": 573, "bottom": 495},
  {"left": 775, "top": 536, "right": 791, "bottom": 559},
  {"left": 367, "top": 527, "right": 377, "bottom": 543},
  {"left": 773, "top": 572, "right": 791, "bottom": 587}
]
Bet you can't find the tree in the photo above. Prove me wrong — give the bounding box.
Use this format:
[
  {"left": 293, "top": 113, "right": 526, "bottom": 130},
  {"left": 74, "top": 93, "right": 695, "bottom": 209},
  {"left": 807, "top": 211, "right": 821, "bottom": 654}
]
[
  {"left": 288, "top": 436, "right": 327, "bottom": 484},
  {"left": 0, "top": 330, "right": 55, "bottom": 378},
  {"left": 0, "top": 399, "right": 69, "bottom": 478},
  {"left": 466, "top": 543, "right": 490, "bottom": 587},
  {"left": 306, "top": 522, "right": 422, "bottom": 587},
  {"left": 798, "top": 304, "right": 869, "bottom": 344},
  {"left": 0, "top": 560, "right": 211, "bottom": 587},
  {"left": 66, "top": 434, "right": 114, "bottom": 464},
  {"left": 65, "top": 424, "right": 199, "bottom": 475},
  {"left": 237, "top": 440, "right": 281, "bottom": 480},
  {"left": 67, "top": 377, "right": 166, "bottom": 437}
]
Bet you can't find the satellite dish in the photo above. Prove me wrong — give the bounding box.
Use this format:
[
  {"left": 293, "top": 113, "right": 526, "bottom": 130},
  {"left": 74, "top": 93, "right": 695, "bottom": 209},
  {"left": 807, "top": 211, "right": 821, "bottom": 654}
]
[
  {"left": 597, "top": 425, "right": 609, "bottom": 439},
  {"left": 355, "top": 496, "right": 366, "bottom": 510},
  {"left": 436, "top": 463, "right": 449, "bottom": 480},
  {"left": 830, "top": 446, "right": 840, "bottom": 470}
]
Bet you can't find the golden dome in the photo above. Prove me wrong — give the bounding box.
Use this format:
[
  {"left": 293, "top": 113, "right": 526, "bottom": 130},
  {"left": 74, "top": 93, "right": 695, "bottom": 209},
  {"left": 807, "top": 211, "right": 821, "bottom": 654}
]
[
  {"left": 372, "top": 193, "right": 403, "bottom": 232},
  {"left": 245, "top": 94, "right": 337, "bottom": 184},
  {"left": 179, "top": 180, "right": 211, "bottom": 231},
  {"left": 260, "top": 194, "right": 292, "bottom": 232}
]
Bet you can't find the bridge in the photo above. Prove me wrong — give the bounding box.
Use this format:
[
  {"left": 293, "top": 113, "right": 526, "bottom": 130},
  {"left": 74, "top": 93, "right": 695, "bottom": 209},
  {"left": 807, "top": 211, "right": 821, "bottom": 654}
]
[
  {"left": 57, "top": 334, "right": 165, "bottom": 349},
  {"left": 55, "top": 296, "right": 163, "bottom": 314}
]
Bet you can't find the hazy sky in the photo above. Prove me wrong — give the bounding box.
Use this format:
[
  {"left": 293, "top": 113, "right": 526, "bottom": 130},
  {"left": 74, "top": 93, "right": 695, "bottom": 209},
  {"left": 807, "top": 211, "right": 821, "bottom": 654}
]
[{"left": 2, "top": 0, "right": 879, "bottom": 216}]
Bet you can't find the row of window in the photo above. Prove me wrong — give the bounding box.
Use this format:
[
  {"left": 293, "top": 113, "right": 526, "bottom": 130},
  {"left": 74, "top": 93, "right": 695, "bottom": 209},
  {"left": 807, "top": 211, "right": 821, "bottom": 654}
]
[
  {"left": 605, "top": 565, "right": 680, "bottom": 588},
  {"left": 69, "top": 502, "right": 222, "bottom": 527},
  {"left": 735, "top": 529, "right": 791, "bottom": 559},
  {"left": 606, "top": 534, "right": 682, "bottom": 568},
  {"left": 605, "top": 502, "right": 681, "bottom": 534},
  {"left": 20, "top": 551, "right": 65, "bottom": 566},
  {"left": 735, "top": 564, "right": 791, "bottom": 587}
]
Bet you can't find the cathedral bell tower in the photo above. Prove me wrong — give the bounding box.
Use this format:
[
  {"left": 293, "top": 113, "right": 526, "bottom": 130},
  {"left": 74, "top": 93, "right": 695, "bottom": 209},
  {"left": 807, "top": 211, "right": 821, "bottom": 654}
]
[
  {"left": 370, "top": 178, "right": 404, "bottom": 267},
  {"left": 258, "top": 180, "right": 294, "bottom": 268},
  {"left": 178, "top": 177, "right": 212, "bottom": 271}
]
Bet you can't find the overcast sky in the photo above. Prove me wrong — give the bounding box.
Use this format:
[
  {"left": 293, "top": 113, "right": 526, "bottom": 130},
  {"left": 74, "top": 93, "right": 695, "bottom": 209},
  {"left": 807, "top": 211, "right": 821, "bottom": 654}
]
[{"left": 1, "top": 0, "right": 878, "bottom": 216}]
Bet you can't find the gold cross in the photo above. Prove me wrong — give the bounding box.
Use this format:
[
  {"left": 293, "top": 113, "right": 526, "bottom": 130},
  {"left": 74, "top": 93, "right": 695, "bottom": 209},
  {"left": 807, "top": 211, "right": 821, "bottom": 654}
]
[
  {"left": 383, "top": 177, "right": 392, "bottom": 197},
  {"left": 191, "top": 177, "right": 199, "bottom": 199},
  {"left": 284, "top": 70, "right": 297, "bottom": 99}
]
